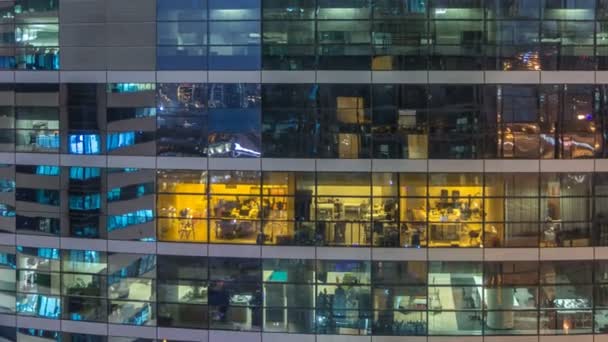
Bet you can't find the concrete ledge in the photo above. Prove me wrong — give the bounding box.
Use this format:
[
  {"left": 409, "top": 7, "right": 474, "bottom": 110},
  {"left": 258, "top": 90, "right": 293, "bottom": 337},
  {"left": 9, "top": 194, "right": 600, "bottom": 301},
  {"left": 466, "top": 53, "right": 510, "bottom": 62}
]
[
  {"left": 316, "top": 159, "right": 371, "bottom": 172},
  {"left": 317, "top": 335, "right": 371, "bottom": 342},
  {"left": 208, "top": 158, "right": 261, "bottom": 171},
  {"left": 107, "top": 240, "right": 156, "bottom": 254},
  {"left": 429, "top": 160, "right": 483, "bottom": 173},
  {"left": 16, "top": 235, "right": 59, "bottom": 248},
  {"left": 208, "top": 244, "right": 260, "bottom": 258},
  {"left": 541, "top": 71, "right": 594, "bottom": 84},
  {"left": 372, "top": 159, "right": 427, "bottom": 172},
  {"left": 208, "top": 71, "right": 260, "bottom": 83},
  {"left": 158, "top": 327, "right": 208, "bottom": 342},
  {"left": 429, "top": 71, "right": 484, "bottom": 84},
  {"left": 372, "top": 248, "right": 427, "bottom": 261},
  {"left": 209, "top": 330, "right": 261, "bottom": 342},
  {"left": 540, "top": 247, "right": 593, "bottom": 260},
  {"left": 156, "top": 71, "right": 207, "bottom": 83},
  {"left": 108, "top": 324, "right": 156, "bottom": 339},
  {"left": 61, "top": 320, "right": 107, "bottom": 335},
  {"left": 17, "top": 316, "right": 60, "bottom": 330},
  {"left": 263, "top": 333, "right": 314, "bottom": 342},
  {"left": 107, "top": 71, "right": 155, "bottom": 83},
  {"left": 539, "top": 335, "right": 592, "bottom": 342},
  {"left": 261, "top": 246, "right": 315, "bottom": 259},
  {"left": 484, "top": 160, "right": 539, "bottom": 173},
  {"left": 485, "top": 71, "right": 540, "bottom": 84},
  {"left": 372, "top": 71, "right": 427, "bottom": 84},
  {"left": 261, "top": 158, "right": 315, "bottom": 171},
  {"left": 316, "top": 71, "right": 371, "bottom": 84},
  {"left": 261, "top": 71, "right": 315, "bottom": 83},
  {"left": 484, "top": 248, "right": 539, "bottom": 261},
  {"left": 61, "top": 237, "right": 107, "bottom": 251},
  {"left": 157, "top": 242, "right": 207, "bottom": 256},
  {"left": 317, "top": 247, "right": 371, "bottom": 260},
  {"left": 429, "top": 248, "right": 483, "bottom": 261},
  {"left": 540, "top": 159, "right": 593, "bottom": 172}
]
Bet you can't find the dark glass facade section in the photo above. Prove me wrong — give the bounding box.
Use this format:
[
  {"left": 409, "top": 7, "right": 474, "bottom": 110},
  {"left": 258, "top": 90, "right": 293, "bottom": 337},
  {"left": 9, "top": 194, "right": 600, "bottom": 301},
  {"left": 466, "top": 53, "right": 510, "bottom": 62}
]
[
  {"left": 261, "top": 83, "right": 604, "bottom": 159},
  {"left": 156, "top": 0, "right": 261, "bottom": 70},
  {"left": 260, "top": 0, "right": 608, "bottom": 71},
  {"left": 9, "top": 0, "right": 608, "bottom": 70},
  {"left": 4, "top": 248, "right": 608, "bottom": 336},
  {"left": 0, "top": 83, "right": 608, "bottom": 159}
]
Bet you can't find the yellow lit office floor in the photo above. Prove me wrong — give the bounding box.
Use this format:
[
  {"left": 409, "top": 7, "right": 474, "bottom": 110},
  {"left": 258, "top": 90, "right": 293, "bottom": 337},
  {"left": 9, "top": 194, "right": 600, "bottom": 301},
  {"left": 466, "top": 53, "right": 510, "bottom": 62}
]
[{"left": 158, "top": 218, "right": 302, "bottom": 244}]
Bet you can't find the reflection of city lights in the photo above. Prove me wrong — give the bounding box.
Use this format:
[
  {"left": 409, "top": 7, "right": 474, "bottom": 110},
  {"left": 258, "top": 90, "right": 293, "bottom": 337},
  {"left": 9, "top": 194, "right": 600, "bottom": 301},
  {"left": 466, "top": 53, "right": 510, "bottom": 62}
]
[
  {"left": 563, "top": 320, "right": 570, "bottom": 334},
  {"left": 503, "top": 51, "right": 541, "bottom": 71}
]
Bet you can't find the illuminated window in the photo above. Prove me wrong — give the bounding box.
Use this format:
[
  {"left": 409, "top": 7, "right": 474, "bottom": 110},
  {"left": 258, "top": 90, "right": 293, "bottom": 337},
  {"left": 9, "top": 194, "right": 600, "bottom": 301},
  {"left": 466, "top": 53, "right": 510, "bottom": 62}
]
[
  {"left": 107, "top": 210, "right": 154, "bottom": 232},
  {"left": 69, "top": 167, "right": 100, "bottom": 180},
  {"left": 68, "top": 194, "right": 101, "bottom": 211},
  {"left": 108, "top": 83, "right": 156, "bottom": 93},
  {"left": 69, "top": 134, "right": 101, "bottom": 155},
  {"left": 107, "top": 132, "right": 135, "bottom": 151}
]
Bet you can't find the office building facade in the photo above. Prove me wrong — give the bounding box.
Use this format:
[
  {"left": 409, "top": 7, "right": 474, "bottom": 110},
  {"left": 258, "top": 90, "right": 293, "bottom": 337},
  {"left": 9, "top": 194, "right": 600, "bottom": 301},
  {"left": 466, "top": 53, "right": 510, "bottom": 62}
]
[{"left": 1, "top": 0, "right": 608, "bottom": 341}]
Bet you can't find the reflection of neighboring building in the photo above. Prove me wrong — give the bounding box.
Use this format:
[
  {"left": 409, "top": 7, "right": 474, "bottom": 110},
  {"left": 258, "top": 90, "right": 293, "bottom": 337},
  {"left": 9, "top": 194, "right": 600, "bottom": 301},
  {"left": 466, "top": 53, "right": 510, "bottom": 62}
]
[{"left": 106, "top": 169, "right": 155, "bottom": 241}]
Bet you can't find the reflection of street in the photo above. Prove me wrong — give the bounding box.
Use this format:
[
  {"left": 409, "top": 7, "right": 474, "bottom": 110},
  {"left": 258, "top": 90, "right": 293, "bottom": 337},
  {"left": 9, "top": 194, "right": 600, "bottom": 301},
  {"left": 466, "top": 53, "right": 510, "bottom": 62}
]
[
  {"left": 207, "top": 133, "right": 261, "bottom": 158},
  {"left": 157, "top": 83, "right": 262, "bottom": 158}
]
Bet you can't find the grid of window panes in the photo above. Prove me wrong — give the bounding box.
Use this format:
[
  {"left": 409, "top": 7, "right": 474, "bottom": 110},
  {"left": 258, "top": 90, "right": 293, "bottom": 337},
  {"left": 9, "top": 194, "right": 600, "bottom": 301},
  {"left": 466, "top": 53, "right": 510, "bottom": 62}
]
[
  {"left": 6, "top": 248, "right": 608, "bottom": 336},
  {"left": 19, "top": 0, "right": 608, "bottom": 71},
  {"left": 2, "top": 82, "right": 605, "bottom": 159},
  {"left": 13, "top": 247, "right": 156, "bottom": 325},
  {"left": 5, "top": 165, "right": 608, "bottom": 248},
  {"left": 0, "top": 83, "right": 264, "bottom": 157},
  {"left": 0, "top": 0, "right": 58, "bottom": 70},
  {"left": 0, "top": 330, "right": 156, "bottom": 342},
  {"left": 263, "top": 83, "right": 605, "bottom": 159},
  {"left": 156, "top": 0, "right": 261, "bottom": 70},
  {"left": 154, "top": 170, "right": 598, "bottom": 248},
  {"left": 261, "top": 0, "right": 608, "bottom": 71}
]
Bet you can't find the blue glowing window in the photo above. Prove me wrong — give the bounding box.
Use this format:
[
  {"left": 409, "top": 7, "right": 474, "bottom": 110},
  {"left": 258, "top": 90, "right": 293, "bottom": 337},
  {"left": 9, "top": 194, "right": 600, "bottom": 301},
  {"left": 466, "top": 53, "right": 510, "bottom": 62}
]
[
  {"left": 0, "top": 204, "right": 15, "bottom": 217},
  {"left": 69, "top": 134, "right": 101, "bottom": 155},
  {"left": 0, "top": 252, "right": 16, "bottom": 269},
  {"left": 109, "top": 83, "right": 155, "bottom": 93},
  {"left": 109, "top": 255, "right": 155, "bottom": 283},
  {"left": 107, "top": 209, "right": 154, "bottom": 231},
  {"left": 109, "top": 183, "right": 154, "bottom": 203},
  {"left": 132, "top": 304, "right": 151, "bottom": 325},
  {"left": 37, "top": 295, "right": 60, "bottom": 318},
  {"left": 138, "top": 254, "right": 156, "bottom": 275},
  {"left": 35, "top": 134, "right": 60, "bottom": 150},
  {"left": 107, "top": 188, "right": 120, "bottom": 201},
  {"left": 35, "top": 165, "right": 59, "bottom": 176},
  {"left": 68, "top": 250, "right": 100, "bottom": 264},
  {"left": 69, "top": 167, "right": 100, "bottom": 180},
  {"left": 107, "top": 168, "right": 139, "bottom": 174},
  {"left": 69, "top": 193, "right": 101, "bottom": 210},
  {"left": 0, "top": 179, "right": 15, "bottom": 192},
  {"left": 37, "top": 248, "right": 59, "bottom": 260},
  {"left": 107, "top": 131, "right": 135, "bottom": 151}
]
